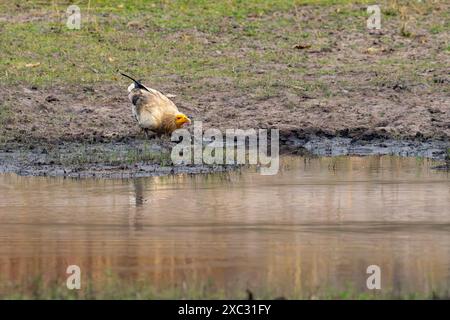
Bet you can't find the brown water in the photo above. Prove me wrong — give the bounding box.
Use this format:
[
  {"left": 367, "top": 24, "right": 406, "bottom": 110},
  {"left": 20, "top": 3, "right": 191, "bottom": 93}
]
[{"left": 0, "top": 156, "right": 449, "bottom": 298}]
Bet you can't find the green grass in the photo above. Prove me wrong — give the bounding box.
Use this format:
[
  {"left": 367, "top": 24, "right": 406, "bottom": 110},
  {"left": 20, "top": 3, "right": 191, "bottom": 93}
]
[
  {"left": 430, "top": 25, "right": 444, "bottom": 34},
  {"left": 1, "top": 275, "right": 448, "bottom": 300},
  {"left": 0, "top": 0, "right": 352, "bottom": 85},
  {"left": 0, "top": 0, "right": 447, "bottom": 97}
]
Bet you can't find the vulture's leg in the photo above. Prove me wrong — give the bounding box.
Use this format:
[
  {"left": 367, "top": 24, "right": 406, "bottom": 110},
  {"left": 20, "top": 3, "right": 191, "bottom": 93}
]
[
  {"left": 144, "top": 129, "right": 157, "bottom": 140},
  {"left": 143, "top": 128, "right": 150, "bottom": 139}
]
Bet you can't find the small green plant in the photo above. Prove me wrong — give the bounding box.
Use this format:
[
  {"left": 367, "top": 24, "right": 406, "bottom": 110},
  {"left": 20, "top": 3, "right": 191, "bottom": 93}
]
[
  {"left": 383, "top": 8, "right": 398, "bottom": 17},
  {"left": 429, "top": 25, "right": 443, "bottom": 34},
  {"left": 400, "top": 21, "right": 412, "bottom": 37}
]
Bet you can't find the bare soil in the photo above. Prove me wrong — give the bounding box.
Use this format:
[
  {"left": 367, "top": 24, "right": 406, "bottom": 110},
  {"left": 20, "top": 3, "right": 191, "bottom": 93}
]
[{"left": 1, "top": 76, "right": 448, "bottom": 145}]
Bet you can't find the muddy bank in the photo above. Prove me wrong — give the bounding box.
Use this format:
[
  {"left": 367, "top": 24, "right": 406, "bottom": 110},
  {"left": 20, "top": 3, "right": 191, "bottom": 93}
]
[
  {"left": 0, "top": 139, "right": 237, "bottom": 178},
  {"left": 283, "top": 135, "right": 449, "bottom": 160},
  {"left": 1, "top": 82, "right": 449, "bottom": 146},
  {"left": 0, "top": 136, "right": 447, "bottom": 178},
  {"left": 0, "top": 83, "right": 448, "bottom": 178}
]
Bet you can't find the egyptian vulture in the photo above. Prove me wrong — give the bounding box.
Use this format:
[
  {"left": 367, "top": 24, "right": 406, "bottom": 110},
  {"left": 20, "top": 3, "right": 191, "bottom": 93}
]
[{"left": 120, "top": 73, "right": 191, "bottom": 138}]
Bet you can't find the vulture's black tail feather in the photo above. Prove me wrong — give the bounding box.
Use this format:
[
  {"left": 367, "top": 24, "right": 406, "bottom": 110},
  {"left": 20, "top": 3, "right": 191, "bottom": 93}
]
[{"left": 119, "top": 72, "right": 150, "bottom": 92}]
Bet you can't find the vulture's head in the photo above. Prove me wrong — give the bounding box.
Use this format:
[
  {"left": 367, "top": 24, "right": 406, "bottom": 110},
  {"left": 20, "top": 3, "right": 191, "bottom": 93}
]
[{"left": 175, "top": 113, "right": 191, "bottom": 128}]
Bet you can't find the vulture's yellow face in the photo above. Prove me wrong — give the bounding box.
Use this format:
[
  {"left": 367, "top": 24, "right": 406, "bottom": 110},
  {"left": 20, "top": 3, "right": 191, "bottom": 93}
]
[{"left": 175, "top": 113, "right": 191, "bottom": 128}]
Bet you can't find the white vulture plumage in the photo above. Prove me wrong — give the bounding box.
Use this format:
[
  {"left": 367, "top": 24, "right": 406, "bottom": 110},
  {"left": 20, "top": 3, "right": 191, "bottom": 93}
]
[{"left": 120, "top": 73, "right": 191, "bottom": 138}]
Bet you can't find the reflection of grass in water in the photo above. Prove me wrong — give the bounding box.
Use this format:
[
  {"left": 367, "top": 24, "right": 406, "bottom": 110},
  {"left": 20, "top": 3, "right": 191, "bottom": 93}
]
[{"left": 1, "top": 275, "right": 448, "bottom": 300}]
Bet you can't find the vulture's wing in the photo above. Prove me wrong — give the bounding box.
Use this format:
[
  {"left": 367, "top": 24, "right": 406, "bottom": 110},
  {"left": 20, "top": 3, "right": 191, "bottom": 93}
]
[
  {"left": 121, "top": 72, "right": 179, "bottom": 119},
  {"left": 128, "top": 88, "right": 179, "bottom": 114},
  {"left": 129, "top": 89, "right": 153, "bottom": 108}
]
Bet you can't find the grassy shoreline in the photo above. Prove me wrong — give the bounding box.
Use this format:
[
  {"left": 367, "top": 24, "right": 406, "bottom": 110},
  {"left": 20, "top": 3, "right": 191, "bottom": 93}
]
[{"left": 1, "top": 277, "right": 448, "bottom": 300}]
